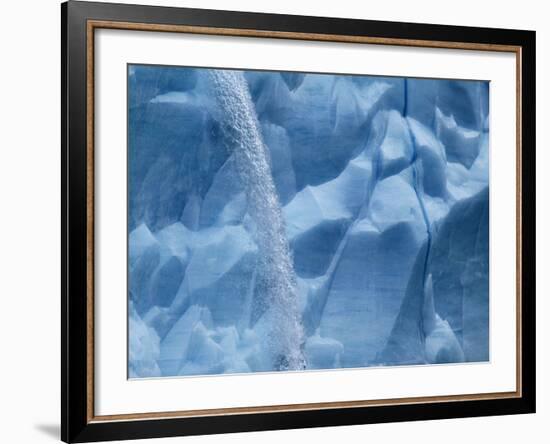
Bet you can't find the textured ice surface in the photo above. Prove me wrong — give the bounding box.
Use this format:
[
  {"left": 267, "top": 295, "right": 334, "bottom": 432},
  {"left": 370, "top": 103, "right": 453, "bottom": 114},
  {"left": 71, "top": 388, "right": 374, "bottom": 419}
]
[{"left": 128, "top": 66, "right": 489, "bottom": 377}]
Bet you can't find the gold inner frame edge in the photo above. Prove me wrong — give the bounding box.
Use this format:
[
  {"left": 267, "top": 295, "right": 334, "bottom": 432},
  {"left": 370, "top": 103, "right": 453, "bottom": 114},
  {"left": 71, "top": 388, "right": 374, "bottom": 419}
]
[{"left": 85, "top": 19, "right": 523, "bottom": 423}]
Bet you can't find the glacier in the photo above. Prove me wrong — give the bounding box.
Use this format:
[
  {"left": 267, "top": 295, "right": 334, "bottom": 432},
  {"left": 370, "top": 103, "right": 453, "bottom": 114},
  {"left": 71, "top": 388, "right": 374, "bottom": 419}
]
[{"left": 128, "top": 65, "right": 489, "bottom": 378}]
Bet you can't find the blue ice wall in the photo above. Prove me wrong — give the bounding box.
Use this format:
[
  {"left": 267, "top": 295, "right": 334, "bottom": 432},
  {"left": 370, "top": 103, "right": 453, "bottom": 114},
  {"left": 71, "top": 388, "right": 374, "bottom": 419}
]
[{"left": 127, "top": 65, "right": 489, "bottom": 378}]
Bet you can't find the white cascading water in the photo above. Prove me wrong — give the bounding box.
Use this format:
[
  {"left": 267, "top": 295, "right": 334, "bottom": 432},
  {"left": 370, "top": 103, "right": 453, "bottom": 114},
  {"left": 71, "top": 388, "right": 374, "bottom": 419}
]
[{"left": 208, "top": 69, "right": 306, "bottom": 371}]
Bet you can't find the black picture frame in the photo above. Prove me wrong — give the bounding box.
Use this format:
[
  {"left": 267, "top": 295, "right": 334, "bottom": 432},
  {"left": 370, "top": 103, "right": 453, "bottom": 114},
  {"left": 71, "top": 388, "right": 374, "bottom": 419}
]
[{"left": 62, "top": 1, "right": 536, "bottom": 442}]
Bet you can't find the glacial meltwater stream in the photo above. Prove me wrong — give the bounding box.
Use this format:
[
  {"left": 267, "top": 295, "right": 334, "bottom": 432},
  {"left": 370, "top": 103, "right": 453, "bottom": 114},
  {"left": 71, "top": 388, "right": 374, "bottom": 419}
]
[{"left": 208, "top": 69, "right": 306, "bottom": 371}]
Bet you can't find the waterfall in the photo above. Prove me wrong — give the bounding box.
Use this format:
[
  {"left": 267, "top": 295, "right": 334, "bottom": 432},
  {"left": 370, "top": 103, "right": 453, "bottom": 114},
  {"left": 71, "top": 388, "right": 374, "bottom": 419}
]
[{"left": 208, "top": 69, "right": 306, "bottom": 371}]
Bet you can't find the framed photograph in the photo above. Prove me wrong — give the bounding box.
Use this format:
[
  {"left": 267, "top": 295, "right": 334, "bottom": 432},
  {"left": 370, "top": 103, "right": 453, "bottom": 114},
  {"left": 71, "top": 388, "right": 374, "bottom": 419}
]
[{"left": 61, "top": 1, "right": 536, "bottom": 442}]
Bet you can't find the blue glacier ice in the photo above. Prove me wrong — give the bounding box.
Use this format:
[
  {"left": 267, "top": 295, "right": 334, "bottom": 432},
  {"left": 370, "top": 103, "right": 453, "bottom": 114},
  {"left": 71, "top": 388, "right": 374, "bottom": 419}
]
[{"left": 128, "top": 65, "right": 489, "bottom": 378}]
